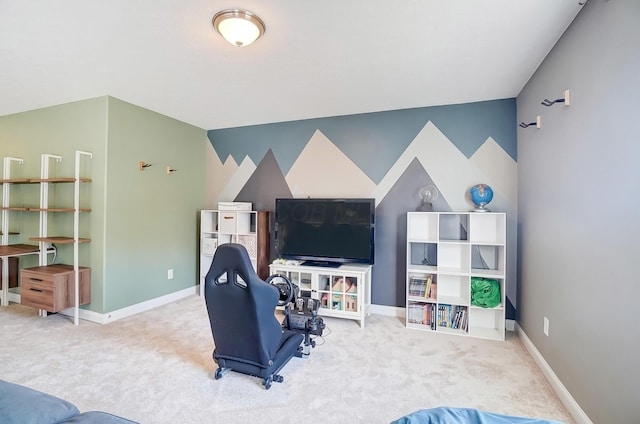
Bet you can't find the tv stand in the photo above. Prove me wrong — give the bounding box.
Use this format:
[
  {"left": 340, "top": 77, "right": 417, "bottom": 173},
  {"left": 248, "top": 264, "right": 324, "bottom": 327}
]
[
  {"left": 269, "top": 261, "right": 372, "bottom": 328},
  {"left": 301, "top": 260, "right": 341, "bottom": 268}
]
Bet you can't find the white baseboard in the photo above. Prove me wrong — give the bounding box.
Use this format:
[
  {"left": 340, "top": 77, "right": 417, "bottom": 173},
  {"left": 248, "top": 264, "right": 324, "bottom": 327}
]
[
  {"left": 369, "top": 303, "right": 404, "bottom": 317},
  {"left": 516, "top": 323, "right": 593, "bottom": 424},
  {"left": 59, "top": 286, "right": 198, "bottom": 324}
]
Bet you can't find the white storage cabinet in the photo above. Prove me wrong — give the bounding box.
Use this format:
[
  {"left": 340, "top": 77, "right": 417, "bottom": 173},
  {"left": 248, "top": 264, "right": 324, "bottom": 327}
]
[{"left": 268, "top": 261, "right": 372, "bottom": 328}]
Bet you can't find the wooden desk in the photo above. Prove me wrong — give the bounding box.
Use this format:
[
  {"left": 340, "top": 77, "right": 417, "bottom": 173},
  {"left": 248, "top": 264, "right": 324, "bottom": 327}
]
[{"left": 0, "top": 244, "right": 40, "bottom": 306}]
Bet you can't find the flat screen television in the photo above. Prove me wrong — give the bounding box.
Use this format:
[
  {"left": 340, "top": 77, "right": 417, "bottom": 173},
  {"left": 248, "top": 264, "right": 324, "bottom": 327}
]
[{"left": 275, "top": 198, "right": 375, "bottom": 267}]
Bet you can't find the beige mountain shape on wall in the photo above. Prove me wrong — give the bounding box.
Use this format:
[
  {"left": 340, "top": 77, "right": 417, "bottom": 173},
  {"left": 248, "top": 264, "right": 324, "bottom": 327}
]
[
  {"left": 206, "top": 149, "right": 238, "bottom": 209},
  {"left": 285, "top": 129, "right": 376, "bottom": 198},
  {"left": 469, "top": 137, "right": 517, "bottom": 212},
  {"left": 217, "top": 156, "right": 256, "bottom": 203}
]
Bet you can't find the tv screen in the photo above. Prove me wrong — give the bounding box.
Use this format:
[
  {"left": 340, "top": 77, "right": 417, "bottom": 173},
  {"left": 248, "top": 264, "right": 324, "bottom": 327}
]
[{"left": 275, "top": 198, "right": 375, "bottom": 266}]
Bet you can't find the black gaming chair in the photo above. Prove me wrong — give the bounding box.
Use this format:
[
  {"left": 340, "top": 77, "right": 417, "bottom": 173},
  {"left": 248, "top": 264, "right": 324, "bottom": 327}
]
[{"left": 204, "top": 243, "right": 304, "bottom": 389}]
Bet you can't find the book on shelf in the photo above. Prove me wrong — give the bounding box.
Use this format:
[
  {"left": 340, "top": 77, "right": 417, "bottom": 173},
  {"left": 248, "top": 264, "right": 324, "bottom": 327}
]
[
  {"left": 438, "top": 304, "right": 447, "bottom": 328},
  {"left": 408, "top": 275, "right": 435, "bottom": 299},
  {"left": 436, "top": 304, "right": 468, "bottom": 331},
  {"left": 452, "top": 309, "right": 463, "bottom": 329},
  {"left": 408, "top": 302, "right": 421, "bottom": 325},
  {"left": 424, "top": 275, "right": 432, "bottom": 299},
  {"left": 430, "top": 303, "right": 436, "bottom": 330},
  {"left": 448, "top": 306, "right": 469, "bottom": 330},
  {"left": 428, "top": 282, "right": 437, "bottom": 299},
  {"left": 407, "top": 302, "right": 436, "bottom": 328},
  {"left": 408, "top": 276, "right": 425, "bottom": 297}
]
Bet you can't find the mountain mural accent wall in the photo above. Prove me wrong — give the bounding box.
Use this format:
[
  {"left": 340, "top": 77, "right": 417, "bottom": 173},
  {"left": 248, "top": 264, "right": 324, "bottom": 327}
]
[
  {"left": 206, "top": 99, "right": 517, "bottom": 314},
  {"left": 207, "top": 99, "right": 517, "bottom": 182}
]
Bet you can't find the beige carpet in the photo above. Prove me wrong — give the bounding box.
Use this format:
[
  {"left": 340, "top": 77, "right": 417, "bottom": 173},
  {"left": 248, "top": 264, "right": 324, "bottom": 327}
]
[{"left": 0, "top": 295, "right": 573, "bottom": 423}]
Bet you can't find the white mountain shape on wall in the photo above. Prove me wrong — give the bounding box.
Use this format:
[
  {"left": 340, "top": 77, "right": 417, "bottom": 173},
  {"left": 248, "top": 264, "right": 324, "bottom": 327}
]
[
  {"left": 206, "top": 147, "right": 239, "bottom": 208},
  {"left": 217, "top": 155, "right": 256, "bottom": 203},
  {"left": 285, "top": 129, "right": 376, "bottom": 198},
  {"left": 469, "top": 137, "right": 517, "bottom": 213}
]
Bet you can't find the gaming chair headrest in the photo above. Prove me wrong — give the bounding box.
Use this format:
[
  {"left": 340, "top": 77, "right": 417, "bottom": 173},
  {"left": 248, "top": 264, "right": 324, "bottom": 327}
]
[{"left": 207, "top": 243, "right": 255, "bottom": 284}]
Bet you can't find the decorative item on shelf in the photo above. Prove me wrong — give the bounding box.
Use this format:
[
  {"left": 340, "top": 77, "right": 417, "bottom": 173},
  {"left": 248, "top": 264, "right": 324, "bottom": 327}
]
[
  {"left": 237, "top": 234, "right": 257, "bottom": 257},
  {"left": 345, "top": 296, "right": 357, "bottom": 312},
  {"left": 332, "top": 277, "right": 357, "bottom": 293},
  {"left": 417, "top": 185, "right": 439, "bottom": 212},
  {"left": 166, "top": 166, "right": 177, "bottom": 175},
  {"left": 213, "top": 9, "right": 265, "bottom": 47},
  {"left": 518, "top": 115, "right": 541, "bottom": 129},
  {"left": 469, "top": 184, "right": 494, "bottom": 212},
  {"left": 202, "top": 238, "right": 218, "bottom": 255},
  {"left": 471, "top": 277, "right": 501, "bottom": 308},
  {"left": 138, "top": 161, "right": 152, "bottom": 171},
  {"left": 541, "top": 89, "right": 570, "bottom": 107}
]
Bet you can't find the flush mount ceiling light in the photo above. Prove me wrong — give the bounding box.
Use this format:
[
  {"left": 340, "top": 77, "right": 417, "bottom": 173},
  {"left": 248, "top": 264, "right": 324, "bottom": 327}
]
[{"left": 212, "top": 9, "right": 265, "bottom": 47}]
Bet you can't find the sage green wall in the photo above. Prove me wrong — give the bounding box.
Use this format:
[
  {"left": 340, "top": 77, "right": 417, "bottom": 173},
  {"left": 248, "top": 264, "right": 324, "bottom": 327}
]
[
  {"left": 104, "top": 97, "right": 206, "bottom": 311},
  {"left": 0, "top": 97, "right": 108, "bottom": 310},
  {"left": 1, "top": 96, "right": 207, "bottom": 314}
]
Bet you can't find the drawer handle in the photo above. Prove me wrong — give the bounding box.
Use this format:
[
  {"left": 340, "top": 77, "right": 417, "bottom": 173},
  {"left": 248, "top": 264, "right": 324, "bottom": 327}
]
[
  {"left": 29, "top": 288, "right": 43, "bottom": 292},
  {"left": 29, "top": 278, "right": 43, "bottom": 282},
  {"left": 223, "top": 216, "right": 234, "bottom": 220}
]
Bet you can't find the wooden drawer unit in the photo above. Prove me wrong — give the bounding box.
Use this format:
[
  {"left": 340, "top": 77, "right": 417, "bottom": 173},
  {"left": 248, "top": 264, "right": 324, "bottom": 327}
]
[{"left": 20, "top": 265, "right": 91, "bottom": 313}]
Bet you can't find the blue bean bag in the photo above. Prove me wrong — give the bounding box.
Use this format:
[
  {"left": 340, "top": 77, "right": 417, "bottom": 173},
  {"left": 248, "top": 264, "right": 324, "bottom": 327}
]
[
  {"left": 0, "top": 379, "right": 136, "bottom": 424},
  {"left": 391, "top": 407, "right": 566, "bottom": 424}
]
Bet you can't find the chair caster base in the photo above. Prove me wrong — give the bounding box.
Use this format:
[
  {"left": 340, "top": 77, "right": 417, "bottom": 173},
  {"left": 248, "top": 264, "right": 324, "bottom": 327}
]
[
  {"left": 262, "top": 374, "right": 284, "bottom": 390},
  {"left": 213, "top": 367, "right": 230, "bottom": 380}
]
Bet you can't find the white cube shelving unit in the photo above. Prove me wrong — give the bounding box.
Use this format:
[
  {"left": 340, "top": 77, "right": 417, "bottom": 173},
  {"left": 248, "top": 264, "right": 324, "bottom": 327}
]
[{"left": 406, "top": 212, "right": 506, "bottom": 341}]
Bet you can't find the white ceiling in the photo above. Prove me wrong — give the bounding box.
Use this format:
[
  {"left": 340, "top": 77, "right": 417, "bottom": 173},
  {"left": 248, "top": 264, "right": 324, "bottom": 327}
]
[{"left": 1, "top": 1, "right": 583, "bottom": 130}]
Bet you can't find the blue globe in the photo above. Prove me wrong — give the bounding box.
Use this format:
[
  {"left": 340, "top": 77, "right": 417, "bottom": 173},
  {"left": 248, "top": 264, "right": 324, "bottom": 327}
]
[{"left": 470, "top": 184, "right": 494, "bottom": 211}]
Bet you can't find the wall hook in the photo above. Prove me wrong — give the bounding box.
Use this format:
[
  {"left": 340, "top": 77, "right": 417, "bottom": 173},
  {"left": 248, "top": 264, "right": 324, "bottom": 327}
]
[
  {"left": 541, "top": 89, "right": 570, "bottom": 107},
  {"left": 166, "top": 166, "right": 177, "bottom": 175},
  {"left": 519, "top": 115, "right": 541, "bottom": 129},
  {"left": 139, "top": 161, "right": 152, "bottom": 171}
]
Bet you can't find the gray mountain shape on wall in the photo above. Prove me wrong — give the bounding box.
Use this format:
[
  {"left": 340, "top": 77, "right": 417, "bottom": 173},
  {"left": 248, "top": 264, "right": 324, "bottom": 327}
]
[
  {"left": 234, "top": 149, "right": 292, "bottom": 212},
  {"left": 233, "top": 149, "right": 293, "bottom": 262},
  {"left": 373, "top": 157, "right": 452, "bottom": 307}
]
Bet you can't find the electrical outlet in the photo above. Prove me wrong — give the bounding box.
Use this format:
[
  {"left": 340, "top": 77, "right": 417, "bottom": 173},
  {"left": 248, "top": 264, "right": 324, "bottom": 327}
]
[
  {"left": 168, "top": 269, "right": 174, "bottom": 280},
  {"left": 543, "top": 317, "right": 549, "bottom": 336}
]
